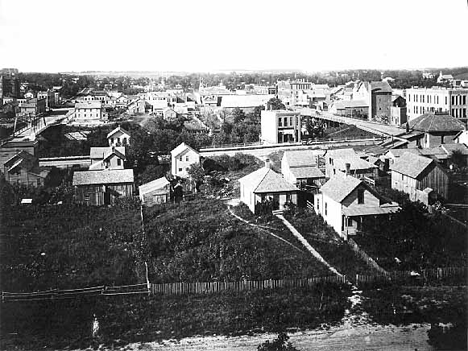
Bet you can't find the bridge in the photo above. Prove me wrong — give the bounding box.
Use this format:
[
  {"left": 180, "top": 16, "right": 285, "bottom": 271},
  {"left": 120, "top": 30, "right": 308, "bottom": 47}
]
[
  {"left": 299, "top": 108, "right": 405, "bottom": 137},
  {"left": 2, "top": 108, "right": 74, "bottom": 144}
]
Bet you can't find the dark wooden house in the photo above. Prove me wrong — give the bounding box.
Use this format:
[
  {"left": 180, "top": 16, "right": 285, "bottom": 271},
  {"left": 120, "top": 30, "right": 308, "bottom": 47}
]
[{"left": 72, "top": 169, "right": 134, "bottom": 206}]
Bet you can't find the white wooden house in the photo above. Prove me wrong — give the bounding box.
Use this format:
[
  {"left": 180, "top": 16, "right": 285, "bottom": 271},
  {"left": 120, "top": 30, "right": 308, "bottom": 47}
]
[
  {"left": 107, "top": 126, "right": 131, "bottom": 147},
  {"left": 139, "top": 177, "right": 171, "bottom": 206},
  {"left": 315, "top": 176, "right": 399, "bottom": 240},
  {"left": 170, "top": 142, "right": 200, "bottom": 178},
  {"left": 238, "top": 161, "right": 299, "bottom": 213}
]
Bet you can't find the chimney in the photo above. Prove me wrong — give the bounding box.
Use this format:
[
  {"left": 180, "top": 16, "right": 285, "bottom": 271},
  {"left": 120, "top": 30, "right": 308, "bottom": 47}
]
[
  {"left": 264, "top": 158, "right": 271, "bottom": 169},
  {"left": 345, "top": 163, "right": 351, "bottom": 176}
]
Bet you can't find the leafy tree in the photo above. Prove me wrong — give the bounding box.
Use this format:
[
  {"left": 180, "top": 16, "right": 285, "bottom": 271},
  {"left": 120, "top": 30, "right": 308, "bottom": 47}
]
[
  {"left": 187, "top": 163, "right": 206, "bottom": 192},
  {"left": 232, "top": 107, "right": 246, "bottom": 124},
  {"left": 267, "top": 98, "right": 286, "bottom": 110}
]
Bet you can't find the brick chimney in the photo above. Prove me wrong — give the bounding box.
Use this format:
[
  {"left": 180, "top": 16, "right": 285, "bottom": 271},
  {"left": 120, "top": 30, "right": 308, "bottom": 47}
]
[{"left": 345, "top": 163, "right": 351, "bottom": 176}]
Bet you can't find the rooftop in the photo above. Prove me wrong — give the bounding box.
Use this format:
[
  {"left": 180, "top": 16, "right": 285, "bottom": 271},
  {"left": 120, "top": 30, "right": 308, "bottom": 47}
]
[
  {"left": 107, "top": 126, "right": 131, "bottom": 139},
  {"left": 408, "top": 112, "right": 466, "bottom": 133},
  {"left": 290, "top": 166, "right": 324, "bottom": 179},
  {"left": 139, "top": 176, "right": 170, "bottom": 196},
  {"left": 283, "top": 150, "right": 317, "bottom": 168},
  {"left": 320, "top": 175, "right": 361, "bottom": 203},
  {"left": 239, "top": 167, "right": 298, "bottom": 193},
  {"left": 171, "top": 142, "right": 198, "bottom": 157},
  {"left": 391, "top": 152, "right": 434, "bottom": 179},
  {"left": 72, "top": 169, "right": 134, "bottom": 186}
]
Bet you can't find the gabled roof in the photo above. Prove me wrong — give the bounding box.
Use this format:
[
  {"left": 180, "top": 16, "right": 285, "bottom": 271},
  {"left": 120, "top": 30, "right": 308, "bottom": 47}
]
[
  {"left": 107, "top": 126, "right": 131, "bottom": 139},
  {"left": 73, "top": 169, "right": 134, "bottom": 186},
  {"left": 441, "top": 143, "right": 468, "bottom": 155},
  {"left": 103, "top": 148, "right": 126, "bottom": 162},
  {"left": 290, "top": 166, "right": 324, "bottom": 179},
  {"left": 283, "top": 150, "right": 317, "bottom": 168},
  {"left": 170, "top": 142, "right": 199, "bottom": 157},
  {"left": 90, "top": 147, "right": 125, "bottom": 160},
  {"left": 391, "top": 152, "right": 434, "bottom": 179},
  {"left": 139, "top": 177, "right": 170, "bottom": 196},
  {"left": 238, "top": 167, "right": 298, "bottom": 193},
  {"left": 408, "top": 112, "right": 465, "bottom": 133},
  {"left": 320, "top": 175, "right": 362, "bottom": 203}
]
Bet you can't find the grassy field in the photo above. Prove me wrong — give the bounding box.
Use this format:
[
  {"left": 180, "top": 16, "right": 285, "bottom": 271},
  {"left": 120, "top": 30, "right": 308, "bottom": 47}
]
[
  {"left": 283, "top": 208, "right": 378, "bottom": 279},
  {"left": 143, "top": 198, "right": 333, "bottom": 282}
]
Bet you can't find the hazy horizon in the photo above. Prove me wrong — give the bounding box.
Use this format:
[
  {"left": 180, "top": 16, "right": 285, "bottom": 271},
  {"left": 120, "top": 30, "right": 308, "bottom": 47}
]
[{"left": 1, "top": 0, "right": 467, "bottom": 74}]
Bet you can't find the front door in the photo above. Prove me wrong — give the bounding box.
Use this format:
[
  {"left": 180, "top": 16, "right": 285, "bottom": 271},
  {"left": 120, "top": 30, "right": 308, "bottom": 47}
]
[{"left": 273, "top": 194, "right": 280, "bottom": 210}]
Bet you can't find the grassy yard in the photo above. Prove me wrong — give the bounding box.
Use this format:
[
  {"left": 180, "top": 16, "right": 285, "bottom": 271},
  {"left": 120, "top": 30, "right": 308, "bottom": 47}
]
[
  {"left": 283, "top": 208, "right": 378, "bottom": 279},
  {"left": 143, "top": 198, "right": 333, "bottom": 282}
]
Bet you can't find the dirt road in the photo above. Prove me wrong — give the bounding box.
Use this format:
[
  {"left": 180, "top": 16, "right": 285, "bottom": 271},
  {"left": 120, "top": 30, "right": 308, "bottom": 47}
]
[{"left": 106, "top": 324, "right": 432, "bottom": 351}]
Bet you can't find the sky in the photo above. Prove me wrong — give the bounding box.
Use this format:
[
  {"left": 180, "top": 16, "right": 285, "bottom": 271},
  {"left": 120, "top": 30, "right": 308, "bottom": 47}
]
[{"left": 0, "top": 0, "right": 467, "bottom": 73}]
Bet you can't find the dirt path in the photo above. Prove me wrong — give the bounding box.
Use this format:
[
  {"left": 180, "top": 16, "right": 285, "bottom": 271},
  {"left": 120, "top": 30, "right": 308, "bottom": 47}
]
[
  {"left": 226, "top": 201, "right": 305, "bottom": 253},
  {"left": 275, "top": 214, "right": 344, "bottom": 278},
  {"left": 95, "top": 323, "right": 432, "bottom": 351}
]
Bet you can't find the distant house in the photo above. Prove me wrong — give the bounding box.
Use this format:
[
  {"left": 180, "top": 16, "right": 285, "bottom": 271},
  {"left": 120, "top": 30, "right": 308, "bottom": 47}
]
[
  {"left": 74, "top": 101, "right": 105, "bottom": 120},
  {"left": 406, "top": 112, "right": 466, "bottom": 148},
  {"left": 238, "top": 160, "right": 299, "bottom": 213},
  {"left": 139, "top": 176, "right": 171, "bottom": 206},
  {"left": 323, "top": 148, "right": 376, "bottom": 179},
  {"left": 314, "top": 175, "right": 400, "bottom": 239},
  {"left": 171, "top": 142, "right": 200, "bottom": 178},
  {"left": 18, "top": 98, "right": 47, "bottom": 116},
  {"left": 107, "top": 126, "right": 131, "bottom": 147},
  {"left": 89, "top": 146, "right": 126, "bottom": 170},
  {"left": 127, "top": 99, "right": 146, "bottom": 114},
  {"left": 72, "top": 169, "right": 134, "bottom": 206},
  {"left": 391, "top": 152, "right": 449, "bottom": 202},
  {"left": 390, "top": 95, "right": 407, "bottom": 126},
  {"left": 162, "top": 107, "right": 177, "bottom": 119},
  {"left": 281, "top": 150, "right": 325, "bottom": 190},
  {"left": 3, "top": 150, "right": 49, "bottom": 186}
]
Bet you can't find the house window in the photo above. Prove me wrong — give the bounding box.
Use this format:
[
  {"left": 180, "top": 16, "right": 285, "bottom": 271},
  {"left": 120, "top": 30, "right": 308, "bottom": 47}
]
[
  {"left": 179, "top": 156, "right": 183, "bottom": 161},
  {"left": 278, "top": 118, "right": 282, "bottom": 127},
  {"left": 325, "top": 202, "right": 327, "bottom": 216},
  {"left": 117, "top": 159, "right": 121, "bottom": 166},
  {"left": 178, "top": 168, "right": 182, "bottom": 172},
  {"left": 186, "top": 156, "right": 189, "bottom": 162},
  {"left": 357, "top": 189, "right": 364, "bottom": 204},
  {"left": 401, "top": 174, "right": 404, "bottom": 180},
  {"left": 316, "top": 198, "right": 320, "bottom": 210}
]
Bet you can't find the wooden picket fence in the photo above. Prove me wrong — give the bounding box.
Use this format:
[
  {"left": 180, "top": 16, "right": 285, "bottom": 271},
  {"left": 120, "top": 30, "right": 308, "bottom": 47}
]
[
  {"left": 150, "top": 275, "right": 347, "bottom": 295},
  {"left": 355, "top": 266, "right": 467, "bottom": 287},
  {"left": 2, "top": 283, "right": 149, "bottom": 303}
]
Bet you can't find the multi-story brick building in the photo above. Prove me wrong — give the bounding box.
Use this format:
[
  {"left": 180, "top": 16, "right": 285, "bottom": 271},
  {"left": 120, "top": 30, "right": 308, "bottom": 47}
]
[
  {"left": 353, "top": 81, "right": 392, "bottom": 122},
  {"left": 406, "top": 87, "right": 468, "bottom": 121}
]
